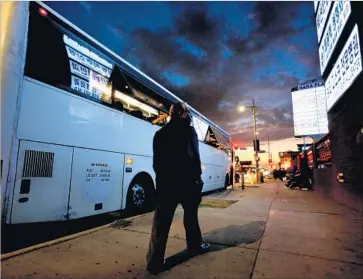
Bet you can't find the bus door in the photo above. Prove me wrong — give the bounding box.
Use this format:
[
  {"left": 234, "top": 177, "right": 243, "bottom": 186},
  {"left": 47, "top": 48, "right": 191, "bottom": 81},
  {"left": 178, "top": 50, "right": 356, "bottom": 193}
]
[{"left": 10, "top": 140, "right": 73, "bottom": 223}]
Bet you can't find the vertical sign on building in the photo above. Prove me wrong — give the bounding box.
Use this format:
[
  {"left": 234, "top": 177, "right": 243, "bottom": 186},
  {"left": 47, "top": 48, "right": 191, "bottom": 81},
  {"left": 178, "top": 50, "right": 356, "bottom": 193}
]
[
  {"left": 316, "top": 1, "right": 333, "bottom": 43},
  {"left": 314, "top": 1, "right": 319, "bottom": 12},
  {"left": 319, "top": 1, "right": 351, "bottom": 75},
  {"left": 325, "top": 24, "right": 362, "bottom": 111}
]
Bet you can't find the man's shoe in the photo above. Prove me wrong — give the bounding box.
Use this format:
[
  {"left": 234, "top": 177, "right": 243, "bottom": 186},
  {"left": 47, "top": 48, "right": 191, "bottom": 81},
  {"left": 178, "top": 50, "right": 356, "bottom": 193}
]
[
  {"left": 187, "top": 243, "right": 211, "bottom": 255},
  {"left": 147, "top": 260, "right": 166, "bottom": 275},
  {"left": 147, "top": 266, "right": 162, "bottom": 275}
]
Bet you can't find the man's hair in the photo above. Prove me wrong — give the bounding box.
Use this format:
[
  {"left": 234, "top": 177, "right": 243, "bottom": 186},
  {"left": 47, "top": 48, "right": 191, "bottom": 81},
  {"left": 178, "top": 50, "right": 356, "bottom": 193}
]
[{"left": 169, "top": 102, "right": 188, "bottom": 119}]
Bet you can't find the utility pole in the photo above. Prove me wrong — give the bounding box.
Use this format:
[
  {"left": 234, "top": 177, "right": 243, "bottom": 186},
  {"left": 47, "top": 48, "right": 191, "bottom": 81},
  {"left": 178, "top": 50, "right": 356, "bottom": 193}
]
[
  {"left": 267, "top": 126, "right": 271, "bottom": 167},
  {"left": 238, "top": 100, "right": 259, "bottom": 183},
  {"left": 252, "top": 99, "right": 259, "bottom": 183}
]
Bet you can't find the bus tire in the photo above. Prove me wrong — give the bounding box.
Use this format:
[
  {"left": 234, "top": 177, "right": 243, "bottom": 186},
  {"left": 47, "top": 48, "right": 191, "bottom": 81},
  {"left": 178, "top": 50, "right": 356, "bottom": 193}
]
[
  {"left": 127, "top": 174, "right": 156, "bottom": 214},
  {"left": 224, "top": 174, "right": 230, "bottom": 190}
]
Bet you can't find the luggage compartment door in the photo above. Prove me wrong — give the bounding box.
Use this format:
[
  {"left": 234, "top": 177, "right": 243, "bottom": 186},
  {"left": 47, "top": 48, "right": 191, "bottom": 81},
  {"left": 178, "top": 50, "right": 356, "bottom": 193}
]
[
  {"left": 11, "top": 141, "right": 73, "bottom": 224},
  {"left": 68, "top": 148, "right": 124, "bottom": 219}
]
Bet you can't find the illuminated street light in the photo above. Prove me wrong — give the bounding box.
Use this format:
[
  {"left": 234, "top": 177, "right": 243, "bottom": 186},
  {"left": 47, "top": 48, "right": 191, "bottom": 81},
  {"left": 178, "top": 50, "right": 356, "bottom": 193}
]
[
  {"left": 238, "top": 100, "right": 260, "bottom": 183},
  {"left": 238, "top": 105, "right": 246, "bottom": 112}
]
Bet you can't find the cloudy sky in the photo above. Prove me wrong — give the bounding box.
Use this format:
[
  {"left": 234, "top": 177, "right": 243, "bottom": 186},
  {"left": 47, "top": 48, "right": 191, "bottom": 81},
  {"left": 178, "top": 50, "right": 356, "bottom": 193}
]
[{"left": 46, "top": 1, "right": 319, "bottom": 151}]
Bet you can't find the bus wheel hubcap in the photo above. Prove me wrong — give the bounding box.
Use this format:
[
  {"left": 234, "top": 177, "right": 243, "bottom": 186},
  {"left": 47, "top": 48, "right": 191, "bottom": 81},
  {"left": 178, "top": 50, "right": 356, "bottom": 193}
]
[{"left": 132, "top": 184, "right": 146, "bottom": 208}]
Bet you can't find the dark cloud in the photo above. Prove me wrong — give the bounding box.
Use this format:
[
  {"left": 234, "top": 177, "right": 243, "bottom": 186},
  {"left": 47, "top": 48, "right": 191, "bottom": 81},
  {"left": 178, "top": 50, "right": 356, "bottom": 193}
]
[
  {"left": 175, "top": 7, "right": 223, "bottom": 55},
  {"left": 227, "top": 2, "right": 313, "bottom": 58},
  {"left": 116, "top": 1, "right": 319, "bottom": 143}
]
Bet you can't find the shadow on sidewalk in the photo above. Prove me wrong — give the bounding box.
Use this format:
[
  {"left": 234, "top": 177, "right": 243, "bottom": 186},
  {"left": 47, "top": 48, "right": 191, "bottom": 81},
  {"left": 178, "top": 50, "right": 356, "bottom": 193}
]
[
  {"left": 203, "top": 221, "right": 266, "bottom": 246},
  {"left": 164, "top": 221, "right": 265, "bottom": 271}
]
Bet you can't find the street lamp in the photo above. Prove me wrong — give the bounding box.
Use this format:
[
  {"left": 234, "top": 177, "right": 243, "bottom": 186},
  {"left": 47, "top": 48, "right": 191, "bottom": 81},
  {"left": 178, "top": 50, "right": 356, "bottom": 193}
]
[
  {"left": 238, "top": 105, "right": 246, "bottom": 112},
  {"left": 238, "top": 100, "right": 259, "bottom": 183}
]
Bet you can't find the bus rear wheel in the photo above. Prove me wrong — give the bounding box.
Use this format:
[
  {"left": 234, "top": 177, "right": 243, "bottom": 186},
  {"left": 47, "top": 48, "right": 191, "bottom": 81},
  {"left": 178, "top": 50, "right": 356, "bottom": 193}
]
[{"left": 127, "top": 177, "right": 156, "bottom": 214}]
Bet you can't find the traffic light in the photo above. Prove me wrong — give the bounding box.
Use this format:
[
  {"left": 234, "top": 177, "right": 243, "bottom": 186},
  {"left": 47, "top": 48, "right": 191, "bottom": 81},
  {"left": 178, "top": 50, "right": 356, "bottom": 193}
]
[{"left": 253, "top": 139, "right": 260, "bottom": 152}]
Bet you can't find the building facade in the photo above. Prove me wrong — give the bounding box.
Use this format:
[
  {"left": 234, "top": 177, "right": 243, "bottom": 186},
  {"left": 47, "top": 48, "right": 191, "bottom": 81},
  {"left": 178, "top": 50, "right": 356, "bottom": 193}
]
[{"left": 313, "top": 1, "right": 363, "bottom": 212}]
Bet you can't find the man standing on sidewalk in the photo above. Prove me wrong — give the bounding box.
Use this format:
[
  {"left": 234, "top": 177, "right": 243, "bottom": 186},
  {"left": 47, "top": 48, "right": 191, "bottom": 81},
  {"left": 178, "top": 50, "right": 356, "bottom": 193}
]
[{"left": 146, "top": 102, "right": 210, "bottom": 274}]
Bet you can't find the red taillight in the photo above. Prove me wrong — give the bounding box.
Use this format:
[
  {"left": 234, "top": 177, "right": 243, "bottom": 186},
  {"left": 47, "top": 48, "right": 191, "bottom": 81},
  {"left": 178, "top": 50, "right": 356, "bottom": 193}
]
[{"left": 38, "top": 7, "right": 48, "bottom": 17}]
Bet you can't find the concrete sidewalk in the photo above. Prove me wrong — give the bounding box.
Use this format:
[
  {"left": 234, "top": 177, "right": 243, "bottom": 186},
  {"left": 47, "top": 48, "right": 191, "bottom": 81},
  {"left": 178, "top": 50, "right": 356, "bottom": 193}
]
[{"left": 2, "top": 182, "right": 363, "bottom": 279}]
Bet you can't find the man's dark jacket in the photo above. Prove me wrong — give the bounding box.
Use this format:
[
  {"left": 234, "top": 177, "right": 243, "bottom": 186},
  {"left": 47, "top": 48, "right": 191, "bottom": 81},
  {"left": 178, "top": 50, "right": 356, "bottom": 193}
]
[{"left": 153, "top": 120, "right": 202, "bottom": 192}]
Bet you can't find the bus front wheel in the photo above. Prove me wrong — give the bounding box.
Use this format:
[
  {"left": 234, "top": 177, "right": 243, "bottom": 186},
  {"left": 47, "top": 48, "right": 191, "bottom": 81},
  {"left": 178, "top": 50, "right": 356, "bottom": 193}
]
[{"left": 127, "top": 176, "right": 156, "bottom": 214}]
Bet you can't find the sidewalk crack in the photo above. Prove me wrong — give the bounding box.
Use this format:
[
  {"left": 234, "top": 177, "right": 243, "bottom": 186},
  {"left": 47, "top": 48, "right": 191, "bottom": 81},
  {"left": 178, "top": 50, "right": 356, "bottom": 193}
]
[
  {"left": 249, "top": 183, "right": 278, "bottom": 279},
  {"left": 258, "top": 247, "right": 363, "bottom": 267}
]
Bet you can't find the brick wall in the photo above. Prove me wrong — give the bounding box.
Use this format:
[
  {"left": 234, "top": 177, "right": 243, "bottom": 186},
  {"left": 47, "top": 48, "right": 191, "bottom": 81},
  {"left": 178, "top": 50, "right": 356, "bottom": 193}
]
[
  {"left": 312, "top": 1, "right": 363, "bottom": 213},
  {"left": 313, "top": 167, "right": 363, "bottom": 213},
  {"left": 321, "top": 80, "right": 363, "bottom": 212},
  {"left": 329, "top": 84, "right": 363, "bottom": 192}
]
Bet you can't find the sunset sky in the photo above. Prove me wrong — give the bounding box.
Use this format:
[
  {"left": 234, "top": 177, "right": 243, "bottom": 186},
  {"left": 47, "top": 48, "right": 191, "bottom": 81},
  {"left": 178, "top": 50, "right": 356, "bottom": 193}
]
[{"left": 46, "top": 1, "right": 319, "bottom": 159}]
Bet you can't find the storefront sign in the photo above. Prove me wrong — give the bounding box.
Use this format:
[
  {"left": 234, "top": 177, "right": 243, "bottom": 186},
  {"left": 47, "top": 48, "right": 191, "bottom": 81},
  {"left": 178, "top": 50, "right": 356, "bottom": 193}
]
[
  {"left": 319, "top": 1, "right": 351, "bottom": 74},
  {"left": 297, "top": 79, "right": 324, "bottom": 90},
  {"left": 316, "top": 137, "right": 331, "bottom": 165},
  {"left": 307, "top": 149, "right": 314, "bottom": 169},
  {"left": 325, "top": 24, "right": 362, "bottom": 111},
  {"left": 292, "top": 82, "right": 329, "bottom": 137}
]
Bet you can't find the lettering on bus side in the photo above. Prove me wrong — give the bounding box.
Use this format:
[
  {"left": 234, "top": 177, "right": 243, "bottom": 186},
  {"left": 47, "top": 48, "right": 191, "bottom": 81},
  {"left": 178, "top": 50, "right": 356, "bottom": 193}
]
[{"left": 85, "top": 163, "right": 111, "bottom": 183}]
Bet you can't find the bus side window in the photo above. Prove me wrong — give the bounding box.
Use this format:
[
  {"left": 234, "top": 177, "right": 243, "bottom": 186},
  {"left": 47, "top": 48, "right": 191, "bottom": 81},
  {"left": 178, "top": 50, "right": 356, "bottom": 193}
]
[
  {"left": 205, "top": 127, "right": 218, "bottom": 147},
  {"left": 110, "top": 69, "right": 169, "bottom": 125},
  {"left": 25, "top": 8, "right": 70, "bottom": 89}
]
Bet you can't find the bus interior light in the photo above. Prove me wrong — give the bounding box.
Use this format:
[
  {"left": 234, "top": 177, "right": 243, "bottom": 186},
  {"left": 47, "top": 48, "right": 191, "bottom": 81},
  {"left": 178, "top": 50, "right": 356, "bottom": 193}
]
[{"left": 114, "top": 90, "right": 158, "bottom": 116}]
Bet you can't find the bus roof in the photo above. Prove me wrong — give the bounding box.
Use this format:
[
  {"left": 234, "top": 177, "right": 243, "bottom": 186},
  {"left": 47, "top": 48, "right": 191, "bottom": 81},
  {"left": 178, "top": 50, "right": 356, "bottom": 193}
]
[{"left": 37, "top": 1, "right": 230, "bottom": 139}]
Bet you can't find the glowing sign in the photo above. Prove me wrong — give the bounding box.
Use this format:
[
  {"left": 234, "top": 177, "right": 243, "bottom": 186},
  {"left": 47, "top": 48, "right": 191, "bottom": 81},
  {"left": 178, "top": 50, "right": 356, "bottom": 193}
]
[
  {"left": 316, "top": 1, "right": 333, "bottom": 43},
  {"left": 325, "top": 24, "right": 362, "bottom": 111},
  {"left": 71, "top": 75, "right": 103, "bottom": 99},
  {"left": 63, "top": 35, "right": 112, "bottom": 69},
  {"left": 65, "top": 46, "right": 112, "bottom": 78},
  {"left": 69, "top": 60, "right": 108, "bottom": 85},
  {"left": 292, "top": 82, "right": 329, "bottom": 137},
  {"left": 314, "top": 1, "right": 319, "bottom": 12},
  {"left": 319, "top": 1, "right": 351, "bottom": 75}
]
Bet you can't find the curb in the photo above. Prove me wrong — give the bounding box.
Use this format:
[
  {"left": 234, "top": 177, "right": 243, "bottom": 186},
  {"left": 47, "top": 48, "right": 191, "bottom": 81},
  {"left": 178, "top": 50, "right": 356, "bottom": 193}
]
[
  {"left": 1, "top": 223, "right": 113, "bottom": 261},
  {"left": 1, "top": 213, "right": 148, "bottom": 261}
]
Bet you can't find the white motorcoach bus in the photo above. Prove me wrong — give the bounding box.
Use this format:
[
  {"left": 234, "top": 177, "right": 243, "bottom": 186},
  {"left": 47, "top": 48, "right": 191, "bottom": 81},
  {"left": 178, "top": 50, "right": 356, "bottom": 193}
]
[{"left": 1, "top": 1, "right": 231, "bottom": 224}]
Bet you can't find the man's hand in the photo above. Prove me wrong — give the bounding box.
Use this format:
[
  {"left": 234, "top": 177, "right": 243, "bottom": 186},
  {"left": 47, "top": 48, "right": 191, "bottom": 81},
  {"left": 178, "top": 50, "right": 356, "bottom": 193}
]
[{"left": 195, "top": 178, "right": 204, "bottom": 192}]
